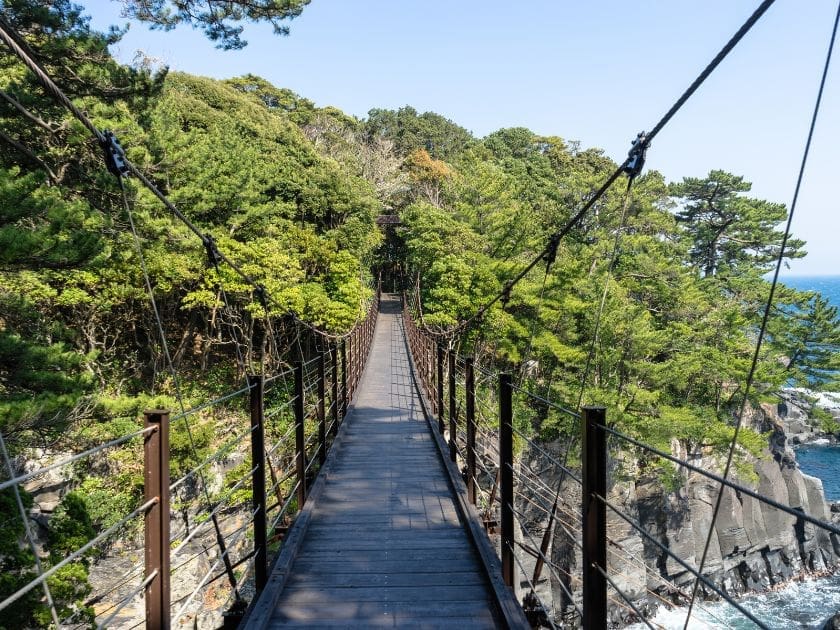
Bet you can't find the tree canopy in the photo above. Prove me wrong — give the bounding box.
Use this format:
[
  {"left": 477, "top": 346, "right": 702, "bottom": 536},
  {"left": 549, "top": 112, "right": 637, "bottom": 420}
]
[
  {"left": 119, "top": 0, "right": 311, "bottom": 49},
  {"left": 2, "top": 2, "right": 840, "bottom": 625}
]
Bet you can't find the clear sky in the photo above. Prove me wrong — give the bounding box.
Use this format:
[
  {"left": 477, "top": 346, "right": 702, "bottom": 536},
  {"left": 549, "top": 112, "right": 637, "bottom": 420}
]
[{"left": 82, "top": 0, "right": 840, "bottom": 276}]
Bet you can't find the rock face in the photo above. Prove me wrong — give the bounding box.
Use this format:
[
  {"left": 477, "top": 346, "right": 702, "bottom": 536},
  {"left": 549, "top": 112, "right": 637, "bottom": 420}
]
[
  {"left": 14, "top": 448, "right": 253, "bottom": 629},
  {"left": 513, "top": 397, "right": 840, "bottom": 627},
  {"left": 822, "top": 611, "right": 840, "bottom": 629}
]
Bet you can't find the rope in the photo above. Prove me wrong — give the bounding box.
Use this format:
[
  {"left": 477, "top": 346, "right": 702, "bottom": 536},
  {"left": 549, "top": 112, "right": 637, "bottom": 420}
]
[{"left": 684, "top": 2, "right": 840, "bottom": 626}]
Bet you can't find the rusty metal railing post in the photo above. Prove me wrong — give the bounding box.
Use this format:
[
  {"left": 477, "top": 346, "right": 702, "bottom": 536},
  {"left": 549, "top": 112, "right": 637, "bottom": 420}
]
[
  {"left": 340, "top": 339, "right": 348, "bottom": 417},
  {"left": 346, "top": 333, "right": 353, "bottom": 402},
  {"left": 436, "top": 344, "right": 445, "bottom": 433},
  {"left": 318, "top": 349, "right": 326, "bottom": 466},
  {"left": 331, "top": 342, "right": 339, "bottom": 436},
  {"left": 582, "top": 406, "right": 607, "bottom": 629},
  {"left": 465, "top": 357, "right": 476, "bottom": 505},
  {"left": 144, "top": 410, "right": 171, "bottom": 630},
  {"left": 294, "top": 362, "right": 306, "bottom": 507},
  {"left": 248, "top": 375, "right": 267, "bottom": 592},
  {"left": 448, "top": 350, "right": 457, "bottom": 462},
  {"left": 499, "top": 374, "right": 514, "bottom": 588}
]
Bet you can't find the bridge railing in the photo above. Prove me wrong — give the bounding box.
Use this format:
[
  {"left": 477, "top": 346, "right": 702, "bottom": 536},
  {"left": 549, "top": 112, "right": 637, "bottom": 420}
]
[
  {"left": 0, "top": 291, "right": 380, "bottom": 630},
  {"left": 403, "top": 296, "right": 840, "bottom": 629}
]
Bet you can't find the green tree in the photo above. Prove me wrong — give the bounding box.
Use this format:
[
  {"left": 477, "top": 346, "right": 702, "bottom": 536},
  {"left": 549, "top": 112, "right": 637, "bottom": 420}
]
[
  {"left": 776, "top": 292, "right": 840, "bottom": 389},
  {"left": 670, "top": 170, "right": 805, "bottom": 278},
  {"left": 119, "top": 0, "right": 311, "bottom": 49},
  {"left": 365, "top": 106, "right": 475, "bottom": 161}
]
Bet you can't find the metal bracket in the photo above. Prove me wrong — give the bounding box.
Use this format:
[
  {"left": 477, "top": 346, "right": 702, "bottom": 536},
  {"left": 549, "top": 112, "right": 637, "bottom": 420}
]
[
  {"left": 622, "top": 131, "right": 648, "bottom": 180},
  {"left": 254, "top": 284, "right": 269, "bottom": 310},
  {"left": 543, "top": 233, "right": 561, "bottom": 271},
  {"left": 500, "top": 284, "right": 513, "bottom": 309},
  {"left": 101, "top": 130, "right": 130, "bottom": 178},
  {"left": 202, "top": 234, "right": 222, "bottom": 266}
]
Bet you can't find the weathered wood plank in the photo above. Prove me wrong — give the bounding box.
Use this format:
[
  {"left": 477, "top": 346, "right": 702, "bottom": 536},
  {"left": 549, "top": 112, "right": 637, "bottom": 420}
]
[
  {"left": 279, "top": 585, "right": 491, "bottom": 604},
  {"left": 285, "top": 570, "right": 487, "bottom": 587},
  {"left": 290, "top": 547, "right": 478, "bottom": 562},
  {"left": 267, "top": 600, "right": 498, "bottom": 625},
  {"left": 291, "top": 559, "right": 481, "bottom": 575}
]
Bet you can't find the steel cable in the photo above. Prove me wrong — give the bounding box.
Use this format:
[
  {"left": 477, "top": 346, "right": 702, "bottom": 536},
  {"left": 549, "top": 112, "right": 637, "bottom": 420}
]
[{"left": 684, "top": 2, "right": 840, "bottom": 626}]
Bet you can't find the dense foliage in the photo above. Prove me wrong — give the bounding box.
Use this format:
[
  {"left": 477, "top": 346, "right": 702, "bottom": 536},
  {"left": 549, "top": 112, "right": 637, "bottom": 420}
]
[
  {"left": 397, "top": 127, "right": 838, "bottom": 457},
  {"left": 0, "top": 2, "right": 377, "bottom": 625},
  {"left": 1, "top": 1, "right": 839, "bottom": 627}
]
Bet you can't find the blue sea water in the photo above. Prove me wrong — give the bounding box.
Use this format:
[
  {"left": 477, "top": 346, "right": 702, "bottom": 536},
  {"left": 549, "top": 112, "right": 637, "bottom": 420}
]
[
  {"left": 783, "top": 274, "right": 840, "bottom": 501},
  {"left": 780, "top": 274, "right": 840, "bottom": 308},
  {"left": 796, "top": 442, "right": 840, "bottom": 501}
]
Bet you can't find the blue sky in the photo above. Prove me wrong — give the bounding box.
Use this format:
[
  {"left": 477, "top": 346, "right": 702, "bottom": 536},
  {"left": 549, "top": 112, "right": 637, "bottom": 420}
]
[{"left": 82, "top": 0, "right": 839, "bottom": 275}]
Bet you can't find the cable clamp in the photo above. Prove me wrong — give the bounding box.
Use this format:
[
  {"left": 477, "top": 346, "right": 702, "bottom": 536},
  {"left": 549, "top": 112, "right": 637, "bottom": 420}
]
[
  {"left": 622, "top": 131, "right": 648, "bottom": 179},
  {"left": 543, "top": 233, "right": 561, "bottom": 271},
  {"left": 202, "top": 234, "right": 222, "bottom": 266},
  {"left": 101, "top": 130, "right": 130, "bottom": 178},
  {"left": 500, "top": 284, "right": 513, "bottom": 309},
  {"left": 254, "top": 285, "right": 269, "bottom": 310}
]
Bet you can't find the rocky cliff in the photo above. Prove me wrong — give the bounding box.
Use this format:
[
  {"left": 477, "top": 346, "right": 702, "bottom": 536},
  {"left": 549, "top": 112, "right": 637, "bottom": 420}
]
[{"left": 510, "top": 395, "right": 840, "bottom": 627}]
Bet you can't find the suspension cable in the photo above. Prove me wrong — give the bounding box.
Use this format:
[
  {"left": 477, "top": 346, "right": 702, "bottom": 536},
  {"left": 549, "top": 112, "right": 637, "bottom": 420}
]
[
  {"left": 414, "top": 0, "right": 776, "bottom": 341},
  {"left": 684, "top": 2, "right": 840, "bottom": 626},
  {"left": 119, "top": 176, "right": 243, "bottom": 601}
]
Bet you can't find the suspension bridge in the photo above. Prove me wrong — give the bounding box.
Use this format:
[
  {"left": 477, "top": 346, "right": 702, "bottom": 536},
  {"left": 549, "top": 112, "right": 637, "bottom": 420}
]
[{"left": 3, "top": 0, "right": 840, "bottom": 628}]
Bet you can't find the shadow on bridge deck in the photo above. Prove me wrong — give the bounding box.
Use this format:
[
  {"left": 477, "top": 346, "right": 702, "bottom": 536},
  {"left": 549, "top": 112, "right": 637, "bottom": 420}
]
[{"left": 242, "top": 294, "right": 510, "bottom": 629}]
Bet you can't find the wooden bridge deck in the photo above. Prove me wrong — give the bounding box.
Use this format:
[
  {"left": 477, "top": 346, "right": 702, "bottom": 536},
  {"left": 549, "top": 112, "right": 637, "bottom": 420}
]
[{"left": 244, "top": 294, "right": 507, "bottom": 629}]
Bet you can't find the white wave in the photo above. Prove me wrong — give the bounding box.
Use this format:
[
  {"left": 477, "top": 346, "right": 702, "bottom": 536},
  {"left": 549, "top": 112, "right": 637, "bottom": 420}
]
[
  {"left": 625, "top": 574, "right": 840, "bottom": 629},
  {"left": 786, "top": 387, "right": 840, "bottom": 410}
]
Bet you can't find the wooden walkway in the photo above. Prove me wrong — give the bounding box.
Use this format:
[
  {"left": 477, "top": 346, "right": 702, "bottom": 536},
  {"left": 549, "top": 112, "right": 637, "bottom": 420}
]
[{"left": 244, "top": 295, "right": 508, "bottom": 629}]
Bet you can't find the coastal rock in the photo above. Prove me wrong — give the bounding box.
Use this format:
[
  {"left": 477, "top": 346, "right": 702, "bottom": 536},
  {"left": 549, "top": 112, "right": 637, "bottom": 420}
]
[
  {"left": 822, "top": 612, "right": 840, "bottom": 629},
  {"left": 778, "top": 390, "right": 819, "bottom": 444},
  {"left": 514, "top": 397, "right": 840, "bottom": 627}
]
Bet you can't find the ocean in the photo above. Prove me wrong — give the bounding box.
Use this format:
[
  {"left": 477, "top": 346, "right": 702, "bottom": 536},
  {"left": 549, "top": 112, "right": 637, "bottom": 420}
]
[
  {"left": 631, "top": 276, "right": 840, "bottom": 629},
  {"left": 783, "top": 275, "right": 840, "bottom": 503},
  {"left": 779, "top": 275, "right": 840, "bottom": 306}
]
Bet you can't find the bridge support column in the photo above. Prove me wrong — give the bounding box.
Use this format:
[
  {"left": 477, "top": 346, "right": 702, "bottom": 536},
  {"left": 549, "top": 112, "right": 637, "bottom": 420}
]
[
  {"left": 340, "top": 340, "right": 347, "bottom": 417},
  {"left": 294, "top": 362, "right": 306, "bottom": 508},
  {"left": 331, "top": 342, "right": 339, "bottom": 436},
  {"left": 448, "top": 350, "right": 457, "bottom": 462},
  {"left": 499, "top": 374, "right": 514, "bottom": 589},
  {"left": 582, "top": 405, "right": 607, "bottom": 629},
  {"left": 144, "top": 409, "right": 171, "bottom": 630},
  {"left": 318, "top": 350, "right": 326, "bottom": 466},
  {"left": 465, "top": 358, "right": 476, "bottom": 505},
  {"left": 436, "top": 344, "right": 445, "bottom": 433},
  {"left": 248, "top": 374, "right": 267, "bottom": 592}
]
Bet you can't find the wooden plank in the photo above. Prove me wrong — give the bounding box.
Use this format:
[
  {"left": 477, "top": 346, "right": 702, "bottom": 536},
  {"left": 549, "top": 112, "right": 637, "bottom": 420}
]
[
  {"left": 271, "top": 618, "right": 496, "bottom": 630},
  {"left": 285, "top": 570, "right": 487, "bottom": 587},
  {"left": 268, "top": 601, "right": 498, "bottom": 625},
  {"left": 289, "top": 548, "right": 478, "bottom": 562},
  {"left": 296, "top": 538, "right": 468, "bottom": 550},
  {"left": 291, "top": 559, "right": 482, "bottom": 575},
  {"left": 279, "top": 585, "right": 492, "bottom": 603}
]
